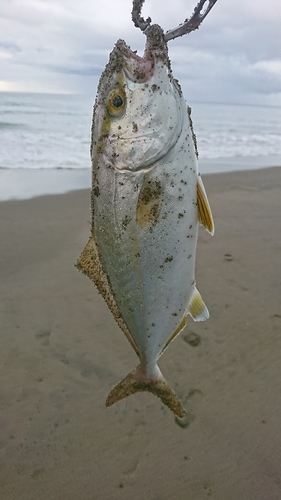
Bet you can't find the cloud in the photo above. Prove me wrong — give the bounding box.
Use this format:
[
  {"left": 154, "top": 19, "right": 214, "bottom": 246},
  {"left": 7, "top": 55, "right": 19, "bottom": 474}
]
[{"left": 0, "top": 0, "right": 281, "bottom": 104}]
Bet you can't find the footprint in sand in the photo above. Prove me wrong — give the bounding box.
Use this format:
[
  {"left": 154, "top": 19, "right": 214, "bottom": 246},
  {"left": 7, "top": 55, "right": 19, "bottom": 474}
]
[
  {"left": 224, "top": 253, "right": 233, "bottom": 261},
  {"left": 175, "top": 389, "right": 204, "bottom": 428},
  {"left": 35, "top": 329, "right": 51, "bottom": 346},
  {"left": 182, "top": 331, "right": 201, "bottom": 347}
]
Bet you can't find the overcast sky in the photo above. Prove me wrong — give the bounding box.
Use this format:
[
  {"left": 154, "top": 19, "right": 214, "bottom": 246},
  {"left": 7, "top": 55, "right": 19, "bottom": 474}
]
[{"left": 1, "top": 0, "right": 281, "bottom": 105}]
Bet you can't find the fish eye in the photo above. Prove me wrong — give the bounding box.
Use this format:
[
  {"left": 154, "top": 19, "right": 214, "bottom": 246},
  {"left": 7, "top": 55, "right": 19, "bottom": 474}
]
[
  {"left": 107, "top": 88, "right": 126, "bottom": 117},
  {"left": 112, "top": 95, "right": 123, "bottom": 108}
]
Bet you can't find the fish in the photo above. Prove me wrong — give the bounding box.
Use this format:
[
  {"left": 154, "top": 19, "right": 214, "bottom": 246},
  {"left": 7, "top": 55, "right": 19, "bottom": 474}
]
[{"left": 76, "top": 8, "right": 215, "bottom": 418}]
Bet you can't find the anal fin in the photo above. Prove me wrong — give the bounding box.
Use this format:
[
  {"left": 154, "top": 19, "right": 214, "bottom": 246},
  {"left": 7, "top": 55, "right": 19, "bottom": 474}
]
[
  {"left": 161, "top": 315, "right": 187, "bottom": 354},
  {"left": 76, "top": 236, "right": 139, "bottom": 356},
  {"left": 197, "top": 175, "right": 214, "bottom": 235},
  {"left": 188, "top": 288, "right": 209, "bottom": 322}
]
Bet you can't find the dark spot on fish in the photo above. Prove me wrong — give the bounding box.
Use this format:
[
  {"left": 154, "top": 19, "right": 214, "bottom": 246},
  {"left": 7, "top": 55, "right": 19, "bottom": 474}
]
[
  {"left": 165, "top": 256, "right": 173, "bottom": 263},
  {"left": 151, "top": 84, "right": 160, "bottom": 92},
  {"left": 178, "top": 213, "right": 184, "bottom": 218},
  {"left": 122, "top": 215, "right": 131, "bottom": 230},
  {"left": 93, "top": 186, "right": 100, "bottom": 197},
  {"left": 133, "top": 69, "right": 146, "bottom": 81},
  {"left": 132, "top": 122, "right": 138, "bottom": 133},
  {"left": 172, "top": 313, "right": 178, "bottom": 317}
]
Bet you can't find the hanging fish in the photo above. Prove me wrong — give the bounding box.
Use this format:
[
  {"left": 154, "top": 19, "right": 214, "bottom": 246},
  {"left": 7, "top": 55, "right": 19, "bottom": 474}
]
[{"left": 76, "top": 0, "right": 217, "bottom": 418}]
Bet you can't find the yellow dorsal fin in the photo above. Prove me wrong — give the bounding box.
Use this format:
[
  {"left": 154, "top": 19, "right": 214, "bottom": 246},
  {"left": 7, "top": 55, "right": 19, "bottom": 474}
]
[
  {"left": 197, "top": 175, "right": 215, "bottom": 235},
  {"left": 188, "top": 288, "right": 209, "bottom": 322}
]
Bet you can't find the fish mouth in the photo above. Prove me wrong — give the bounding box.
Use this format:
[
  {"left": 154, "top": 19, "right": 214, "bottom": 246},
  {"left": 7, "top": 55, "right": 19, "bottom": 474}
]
[
  {"left": 123, "top": 52, "right": 155, "bottom": 83},
  {"left": 120, "top": 24, "right": 169, "bottom": 84}
]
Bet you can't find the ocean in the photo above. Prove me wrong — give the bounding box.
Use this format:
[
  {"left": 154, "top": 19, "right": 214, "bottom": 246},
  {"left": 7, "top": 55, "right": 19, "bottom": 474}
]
[{"left": 0, "top": 91, "right": 280, "bottom": 200}]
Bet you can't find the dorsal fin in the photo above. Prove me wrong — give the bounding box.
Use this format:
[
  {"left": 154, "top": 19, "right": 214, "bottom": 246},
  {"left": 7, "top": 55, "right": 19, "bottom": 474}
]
[{"left": 197, "top": 175, "right": 214, "bottom": 235}]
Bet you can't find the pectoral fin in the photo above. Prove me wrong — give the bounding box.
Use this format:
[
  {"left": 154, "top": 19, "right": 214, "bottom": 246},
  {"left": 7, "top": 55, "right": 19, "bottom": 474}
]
[
  {"left": 197, "top": 175, "right": 214, "bottom": 235},
  {"left": 188, "top": 288, "right": 209, "bottom": 322}
]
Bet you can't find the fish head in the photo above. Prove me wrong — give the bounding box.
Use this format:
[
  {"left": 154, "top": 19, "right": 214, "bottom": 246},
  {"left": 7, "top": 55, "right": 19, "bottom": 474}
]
[{"left": 92, "top": 25, "right": 184, "bottom": 173}]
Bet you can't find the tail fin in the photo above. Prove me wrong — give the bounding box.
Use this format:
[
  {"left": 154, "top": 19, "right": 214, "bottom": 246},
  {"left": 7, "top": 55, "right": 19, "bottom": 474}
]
[{"left": 106, "top": 366, "right": 186, "bottom": 418}]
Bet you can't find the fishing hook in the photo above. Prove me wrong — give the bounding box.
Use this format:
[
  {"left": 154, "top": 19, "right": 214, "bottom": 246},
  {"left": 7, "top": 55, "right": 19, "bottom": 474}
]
[{"left": 131, "top": 0, "right": 218, "bottom": 41}]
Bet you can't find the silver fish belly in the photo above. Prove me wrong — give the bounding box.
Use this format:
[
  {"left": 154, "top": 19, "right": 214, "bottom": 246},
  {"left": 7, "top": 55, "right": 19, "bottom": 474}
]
[{"left": 77, "top": 25, "right": 214, "bottom": 417}]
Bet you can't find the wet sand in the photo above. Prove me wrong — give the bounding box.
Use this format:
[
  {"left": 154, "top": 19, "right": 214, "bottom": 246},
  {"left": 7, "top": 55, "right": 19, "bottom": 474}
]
[{"left": 0, "top": 167, "right": 281, "bottom": 499}]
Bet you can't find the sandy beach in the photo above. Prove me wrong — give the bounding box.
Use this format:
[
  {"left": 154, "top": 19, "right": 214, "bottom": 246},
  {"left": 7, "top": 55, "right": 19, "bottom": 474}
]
[{"left": 0, "top": 166, "right": 280, "bottom": 500}]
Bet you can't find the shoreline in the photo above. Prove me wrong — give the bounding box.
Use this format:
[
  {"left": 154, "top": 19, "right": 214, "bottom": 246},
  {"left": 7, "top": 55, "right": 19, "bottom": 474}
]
[
  {"left": 1, "top": 166, "right": 281, "bottom": 499},
  {"left": 0, "top": 154, "right": 281, "bottom": 201}
]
